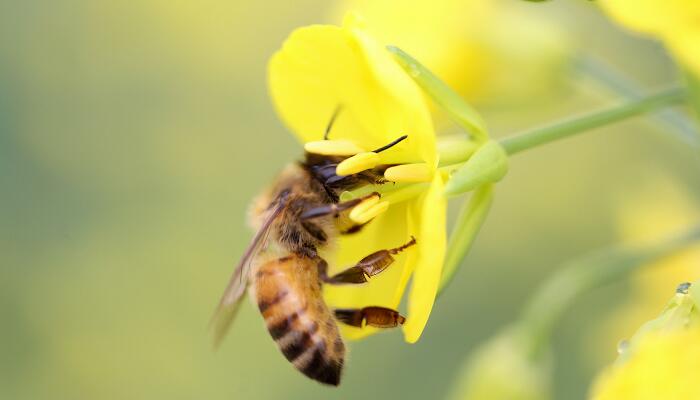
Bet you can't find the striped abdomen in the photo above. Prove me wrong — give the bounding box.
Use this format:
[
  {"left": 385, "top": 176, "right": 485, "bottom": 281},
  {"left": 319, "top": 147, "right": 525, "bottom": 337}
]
[{"left": 253, "top": 255, "right": 345, "bottom": 386}]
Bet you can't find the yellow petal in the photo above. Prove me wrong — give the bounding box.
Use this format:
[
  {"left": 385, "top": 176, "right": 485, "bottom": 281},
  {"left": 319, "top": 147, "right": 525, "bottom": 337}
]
[
  {"left": 384, "top": 163, "right": 432, "bottom": 183},
  {"left": 268, "top": 18, "right": 436, "bottom": 166},
  {"left": 330, "top": 0, "right": 572, "bottom": 107},
  {"left": 403, "top": 173, "right": 447, "bottom": 343},
  {"left": 668, "top": 29, "right": 700, "bottom": 77},
  {"left": 599, "top": 0, "right": 700, "bottom": 76},
  {"left": 304, "top": 139, "right": 366, "bottom": 156},
  {"left": 598, "top": 0, "right": 696, "bottom": 35},
  {"left": 322, "top": 203, "right": 413, "bottom": 340},
  {"left": 336, "top": 152, "right": 381, "bottom": 176}
]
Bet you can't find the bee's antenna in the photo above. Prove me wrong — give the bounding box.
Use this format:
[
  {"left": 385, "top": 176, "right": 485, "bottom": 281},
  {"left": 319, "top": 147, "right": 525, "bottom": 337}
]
[
  {"left": 372, "top": 135, "right": 408, "bottom": 153},
  {"left": 324, "top": 105, "right": 343, "bottom": 140}
]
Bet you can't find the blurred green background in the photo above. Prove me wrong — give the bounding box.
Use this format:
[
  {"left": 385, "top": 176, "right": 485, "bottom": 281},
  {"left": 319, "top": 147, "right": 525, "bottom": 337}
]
[{"left": 2, "top": 1, "right": 699, "bottom": 399}]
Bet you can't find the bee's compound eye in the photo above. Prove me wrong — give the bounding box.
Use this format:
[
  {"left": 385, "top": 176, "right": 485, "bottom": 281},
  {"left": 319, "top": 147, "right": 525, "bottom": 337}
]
[{"left": 304, "top": 140, "right": 365, "bottom": 156}]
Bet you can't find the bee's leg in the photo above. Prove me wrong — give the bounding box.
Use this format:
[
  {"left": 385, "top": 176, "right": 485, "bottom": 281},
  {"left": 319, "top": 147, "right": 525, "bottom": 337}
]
[
  {"left": 300, "top": 192, "right": 380, "bottom": 220},
  {"left": 334, "top": 307, "right": 406, "bottom": 328},
  {"left": 318, "top": 237, "right": 416, "bottom": 284},
  {"left": 339, "top": 221, "right": 370, "bottom": 235}
]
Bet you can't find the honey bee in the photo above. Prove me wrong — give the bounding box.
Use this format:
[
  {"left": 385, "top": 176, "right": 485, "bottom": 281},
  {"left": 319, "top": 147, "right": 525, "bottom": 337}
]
[{"left": 211, "top": 110, "right": 416, "bottom": 386}]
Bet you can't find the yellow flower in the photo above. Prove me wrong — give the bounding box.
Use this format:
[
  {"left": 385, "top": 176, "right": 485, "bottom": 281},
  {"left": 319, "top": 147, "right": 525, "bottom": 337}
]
[
  {"left": 599, "top": 0, "right": 700, "bottom": 76},
  {"left": 590, "top": 288, "right": 700, "bottom": 400},
  {"left": 330, "top": 0, "right": 571, "bottom": 107},
  {"left": 268, "top": 15, "right": 447, "bottom": 342},
  {"left": 592, "top": 329, "right": 700, "bottom": 400}
]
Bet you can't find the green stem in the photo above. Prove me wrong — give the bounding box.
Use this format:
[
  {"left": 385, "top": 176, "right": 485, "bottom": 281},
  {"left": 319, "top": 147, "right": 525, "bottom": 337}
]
[
  {"left": 520, "top": 223, "right": 700, "bottom": 359},
  {"left": 499, "top": 86, "right": 687, "bottom": 156},
  {"left": 575, "top": 57, "right": 699, "bottom": 146}
]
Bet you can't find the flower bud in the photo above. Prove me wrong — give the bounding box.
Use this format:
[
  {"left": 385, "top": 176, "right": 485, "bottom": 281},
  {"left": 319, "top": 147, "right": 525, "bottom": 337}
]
[{"left": 444, "top": 141, "right": 508, "bottom": 196}]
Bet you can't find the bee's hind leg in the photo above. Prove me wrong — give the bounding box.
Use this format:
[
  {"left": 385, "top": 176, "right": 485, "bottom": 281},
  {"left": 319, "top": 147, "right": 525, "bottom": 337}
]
[
  {"left": 334, "top": 307, "right": 406, "bottom": 328},
  {"left": 317, "top": 237, "right": 416, "bottom": 284}
]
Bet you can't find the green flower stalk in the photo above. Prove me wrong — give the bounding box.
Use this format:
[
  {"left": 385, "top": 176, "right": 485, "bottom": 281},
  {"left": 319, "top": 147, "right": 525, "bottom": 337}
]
[
  {"left": 575, "top": 57, "right": 700, "bottom": 146},
  {"left": 498, "top": 86, "right": 687, "bottom": 155}
]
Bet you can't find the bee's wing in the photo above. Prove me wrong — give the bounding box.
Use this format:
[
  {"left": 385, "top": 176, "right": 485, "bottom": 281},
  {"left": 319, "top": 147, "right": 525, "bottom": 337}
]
[{"left": 210, "top": 202, "right": 284, "bottom": 348}]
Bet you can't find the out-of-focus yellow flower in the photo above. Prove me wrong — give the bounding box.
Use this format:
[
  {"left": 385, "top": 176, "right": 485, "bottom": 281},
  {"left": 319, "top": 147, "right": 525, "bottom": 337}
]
[
  {"left": 330, "top": 0, "right": 571, "bottom": 109},
  {"left": 599, "top": 0, "right": 700, "bottom": 76},
  {"left": 591, "top": 177, "right": 700, "bottom": 362},
  {"left": 591, "top": 328, "right": 700, "bottom": 400},
  {"left": 268, "top": 15, "right": 446, "bottom": 342},
  {"left": 590, "top": 283, "right": 700, "bottom": 400},
  {"left": 447, "top": 329, "right": 551, "bottom": 400}
]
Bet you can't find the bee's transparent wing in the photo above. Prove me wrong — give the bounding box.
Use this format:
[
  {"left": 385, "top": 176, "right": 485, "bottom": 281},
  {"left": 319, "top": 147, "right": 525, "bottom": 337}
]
[{"left": 210, "top": 202, "right": 284, "bottom": 348}]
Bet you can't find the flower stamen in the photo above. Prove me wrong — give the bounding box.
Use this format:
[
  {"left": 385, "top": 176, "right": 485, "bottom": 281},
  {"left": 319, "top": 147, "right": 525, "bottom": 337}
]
[
  {"left": 372, "top": 134, "right": 408, "bottom": 153},
  {"left": 304, "top": 139, "right": 366, "bottom": 156},
  {"left": 384, "top": 163, "right": 432, "bottom": 183},
  {"left": 349, "top": 200, "right": 390, "bottom": 224},
  {"left": 348, "top": 193, "right": 381, "bottom": 222},
  {"left": 336, "top": 152, "right": 382, "bottom": 176}
]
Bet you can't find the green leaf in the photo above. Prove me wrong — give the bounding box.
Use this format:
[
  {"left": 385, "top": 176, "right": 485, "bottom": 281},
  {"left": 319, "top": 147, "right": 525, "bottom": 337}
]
[
  {"left": 444, "top": 141, "right": 508, "bottom": 196},
  {"left": 387, "top": 45, "right": 489, "bottom": 142},
  {"left": 438, "top": 184, "right": 493, "bottom": 295}
]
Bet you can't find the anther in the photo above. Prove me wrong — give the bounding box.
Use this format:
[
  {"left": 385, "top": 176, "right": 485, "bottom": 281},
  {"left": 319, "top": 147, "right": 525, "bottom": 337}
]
[
  {"left": 336, "top": 152, "right": 381, "bottom": 176},
  {"left": 304, "top": 139, "right": 365, "bottom": 156},
  {"left": 348, "top": 194, "right": 381, "bottom": 222},
  {"left": 384, "top": 163, "right": 432, "bottom": 183},
  {"left": 349, "top": 200, "right": 389, "bottom": 224}
]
